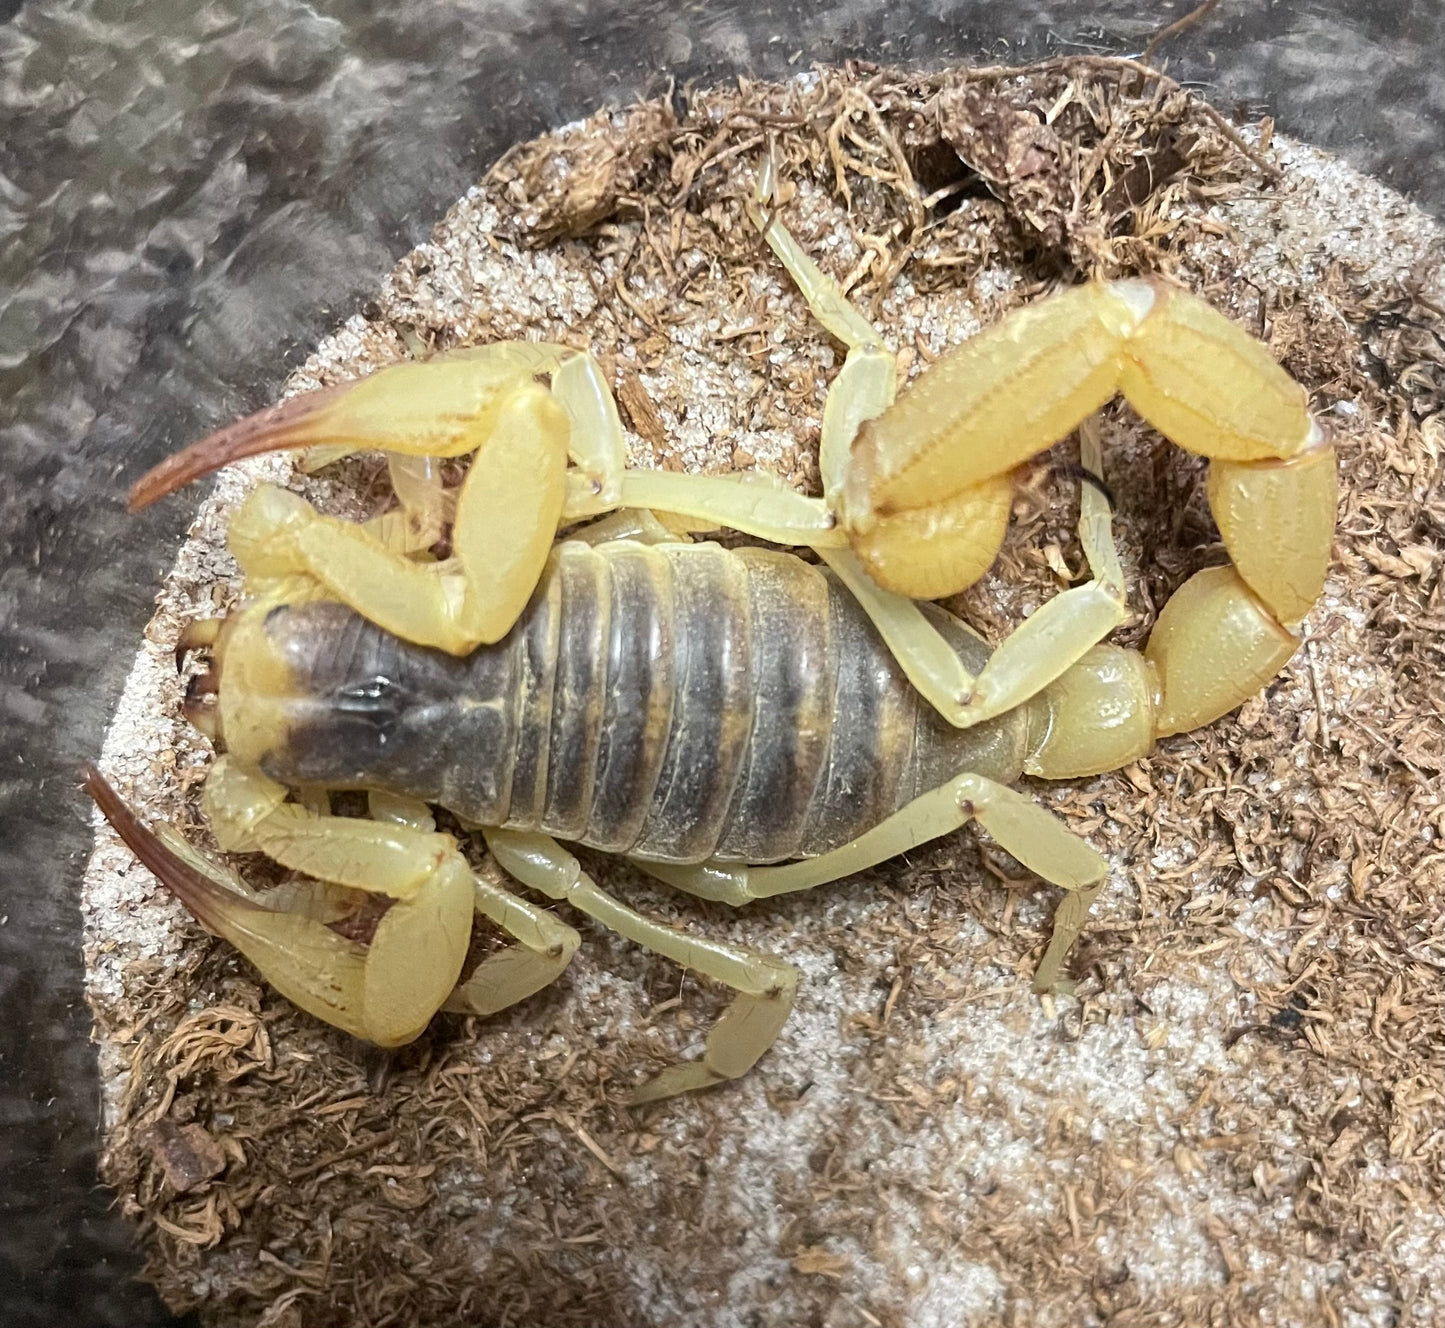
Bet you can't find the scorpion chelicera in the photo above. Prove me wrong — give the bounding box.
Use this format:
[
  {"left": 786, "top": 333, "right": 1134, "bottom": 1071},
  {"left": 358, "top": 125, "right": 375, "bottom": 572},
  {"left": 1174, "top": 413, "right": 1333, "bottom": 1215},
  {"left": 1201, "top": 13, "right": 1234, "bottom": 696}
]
[{"left": 87, "top": 163, "right": 1335, "bottom": 1102}]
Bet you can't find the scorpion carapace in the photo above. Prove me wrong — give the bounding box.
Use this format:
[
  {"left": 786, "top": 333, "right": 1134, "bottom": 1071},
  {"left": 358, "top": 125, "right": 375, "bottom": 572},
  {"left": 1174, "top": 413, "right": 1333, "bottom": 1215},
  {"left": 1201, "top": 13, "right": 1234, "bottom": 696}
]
[{"left": 89, "top": 160, "right": 1337, "bottom": 1100}]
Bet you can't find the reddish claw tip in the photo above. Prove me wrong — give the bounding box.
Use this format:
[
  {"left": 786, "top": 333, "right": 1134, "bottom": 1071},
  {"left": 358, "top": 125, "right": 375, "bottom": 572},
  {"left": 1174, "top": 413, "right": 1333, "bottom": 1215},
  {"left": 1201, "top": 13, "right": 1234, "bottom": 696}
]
[
  {"left": 126, "top": 381, "right": 352, "bottom": 511},
  {"left": 81, "top": 764, "right": 259, "bottom": 933}
]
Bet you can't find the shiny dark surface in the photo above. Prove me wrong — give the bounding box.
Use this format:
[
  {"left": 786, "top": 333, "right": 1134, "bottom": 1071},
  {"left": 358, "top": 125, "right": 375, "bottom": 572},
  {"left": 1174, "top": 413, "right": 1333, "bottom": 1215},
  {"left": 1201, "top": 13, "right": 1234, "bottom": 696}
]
[
  {"left": 267, "top": 544, "right": 1025, "bottom": 863},
  {"left": 0, "top": 2, "right": 1439, "bottom": 1324}
]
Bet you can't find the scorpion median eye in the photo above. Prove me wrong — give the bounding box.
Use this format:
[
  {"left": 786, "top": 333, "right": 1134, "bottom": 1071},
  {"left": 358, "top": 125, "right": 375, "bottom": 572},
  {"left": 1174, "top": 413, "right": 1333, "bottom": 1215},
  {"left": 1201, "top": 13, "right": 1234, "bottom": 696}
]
[
  {"left": 328, "top": 676, "right": 406, "bottom": 753},
  {"left": 334, "top": 676, "right": 404, "bottom": 719}
]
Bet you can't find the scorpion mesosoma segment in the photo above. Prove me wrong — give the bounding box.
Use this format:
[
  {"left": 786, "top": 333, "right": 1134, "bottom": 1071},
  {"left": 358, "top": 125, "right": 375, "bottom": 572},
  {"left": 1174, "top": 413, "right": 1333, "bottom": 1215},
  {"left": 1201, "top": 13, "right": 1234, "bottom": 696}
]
[{"left": 89, "top": 165, "right": 1337, "bottom": 1102}]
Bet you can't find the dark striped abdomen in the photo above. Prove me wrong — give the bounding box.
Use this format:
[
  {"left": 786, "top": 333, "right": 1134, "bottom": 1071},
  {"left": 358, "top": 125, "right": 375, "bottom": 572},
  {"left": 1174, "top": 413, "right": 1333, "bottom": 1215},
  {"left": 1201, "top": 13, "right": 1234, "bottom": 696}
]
[{"left": 263, "top": 541, "right": 1032, "bottom": 864}]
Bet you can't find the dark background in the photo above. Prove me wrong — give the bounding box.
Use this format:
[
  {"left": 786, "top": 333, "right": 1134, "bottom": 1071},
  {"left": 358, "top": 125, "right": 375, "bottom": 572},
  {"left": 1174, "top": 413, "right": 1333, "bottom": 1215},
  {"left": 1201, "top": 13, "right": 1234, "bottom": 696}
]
[{"left": 1, "top": 2, "right": 1439, "bottom": 1323}]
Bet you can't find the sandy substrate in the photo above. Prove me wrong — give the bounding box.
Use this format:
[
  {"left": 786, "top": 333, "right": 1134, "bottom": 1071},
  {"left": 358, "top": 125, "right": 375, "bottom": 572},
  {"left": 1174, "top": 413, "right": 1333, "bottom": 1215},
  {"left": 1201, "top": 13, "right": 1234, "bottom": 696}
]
[{"left": 83, "top": 62, "right": 1443, "bottom": 1328}]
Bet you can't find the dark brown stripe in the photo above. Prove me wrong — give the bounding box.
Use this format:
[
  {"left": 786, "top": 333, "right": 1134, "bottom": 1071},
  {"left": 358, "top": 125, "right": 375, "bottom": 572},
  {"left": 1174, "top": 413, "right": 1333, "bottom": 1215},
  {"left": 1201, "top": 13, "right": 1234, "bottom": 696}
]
[
  {"left": 542, "top": 545, "right": 609, "bottom": 838},
  {"left": 634, "top": 543, "right": 754, "bottom": 862},
  {"left": 585, "top": 545, "right": 677, "bottom": 852},
  {"left": 504, "top": 563, "right": 563, "bottom": 830},
  {"left": 713, "top": 550, "right": 833, "bottom": 862}
]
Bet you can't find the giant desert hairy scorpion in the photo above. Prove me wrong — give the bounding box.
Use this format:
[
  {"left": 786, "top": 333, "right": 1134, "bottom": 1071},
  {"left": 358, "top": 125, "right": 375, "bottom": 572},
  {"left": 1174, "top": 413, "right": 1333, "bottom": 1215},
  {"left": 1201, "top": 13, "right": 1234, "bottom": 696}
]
[{"left": 87, "top": 162, "right": 1335, "bottom": 1102}]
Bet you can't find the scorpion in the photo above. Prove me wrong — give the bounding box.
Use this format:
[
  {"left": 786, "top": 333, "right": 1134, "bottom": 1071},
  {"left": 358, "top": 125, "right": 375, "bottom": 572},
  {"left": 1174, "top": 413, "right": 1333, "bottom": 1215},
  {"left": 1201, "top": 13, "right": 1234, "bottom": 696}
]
[{"left": 87, "top": 162, "right": 1336, "bottom": 1102}]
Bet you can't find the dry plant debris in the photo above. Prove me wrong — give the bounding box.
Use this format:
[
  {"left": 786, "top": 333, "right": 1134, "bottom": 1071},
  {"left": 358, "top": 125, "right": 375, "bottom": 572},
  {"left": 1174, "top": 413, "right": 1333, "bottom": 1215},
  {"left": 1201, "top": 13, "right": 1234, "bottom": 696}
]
[{"left": 83, "top": 60, "right": 1443, "bottom": 1328}]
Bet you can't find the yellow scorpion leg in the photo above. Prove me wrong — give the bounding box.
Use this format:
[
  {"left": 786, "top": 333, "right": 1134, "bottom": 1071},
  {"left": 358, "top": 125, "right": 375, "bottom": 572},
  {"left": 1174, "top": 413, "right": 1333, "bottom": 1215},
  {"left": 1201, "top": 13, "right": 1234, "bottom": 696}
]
[
  {"left": 638, "top": 771, "right": 1107, "bottom": 993},
  {"left": 613, "top": 470, "right": 842, "bottom": 547},
  {"left": 484, "top": 828, "right": 800, "bottom": 1104},
  {"left": 818, "top": 430, "right": 1126, "bottom": 731},
  {"left": 362, "top": 790, "right": 583, "bottom": 1019},
  {"left": 444, "top": 856, "right": 582, "bottom": 1019},
  {"left": 640, "top": 773, "right": 1105, "bottom": 904}
]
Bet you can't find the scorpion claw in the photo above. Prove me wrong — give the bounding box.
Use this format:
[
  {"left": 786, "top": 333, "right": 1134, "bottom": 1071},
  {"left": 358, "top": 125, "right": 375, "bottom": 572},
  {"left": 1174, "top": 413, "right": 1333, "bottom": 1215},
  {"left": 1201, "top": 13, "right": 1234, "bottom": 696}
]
[
  {"left": 83, "top": 765, "right": 382, "bottom": 1043},
  {"left": 83, "top": 765, "right": 266, "bottom": 938},
  {"left": 128, "top": 382, "right": 353, "bottom": 511}
]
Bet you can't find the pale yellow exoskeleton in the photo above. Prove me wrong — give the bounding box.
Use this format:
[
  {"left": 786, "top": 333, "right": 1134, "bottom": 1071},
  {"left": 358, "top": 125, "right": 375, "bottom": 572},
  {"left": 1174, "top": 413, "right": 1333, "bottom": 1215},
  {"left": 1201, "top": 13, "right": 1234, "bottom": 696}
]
[
  {"left": 98, "top": 160, "right": 1336, "bottom": 1101},
  {"left": 86, "top": 541, "right": 1111, "bottom": 1103}
]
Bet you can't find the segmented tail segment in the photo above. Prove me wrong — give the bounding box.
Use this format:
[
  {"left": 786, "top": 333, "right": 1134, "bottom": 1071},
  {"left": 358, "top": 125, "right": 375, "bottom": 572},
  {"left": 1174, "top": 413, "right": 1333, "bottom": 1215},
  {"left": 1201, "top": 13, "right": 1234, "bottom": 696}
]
[{"left": 838, "top": 279, "right": 1335, "bottom": 748}]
